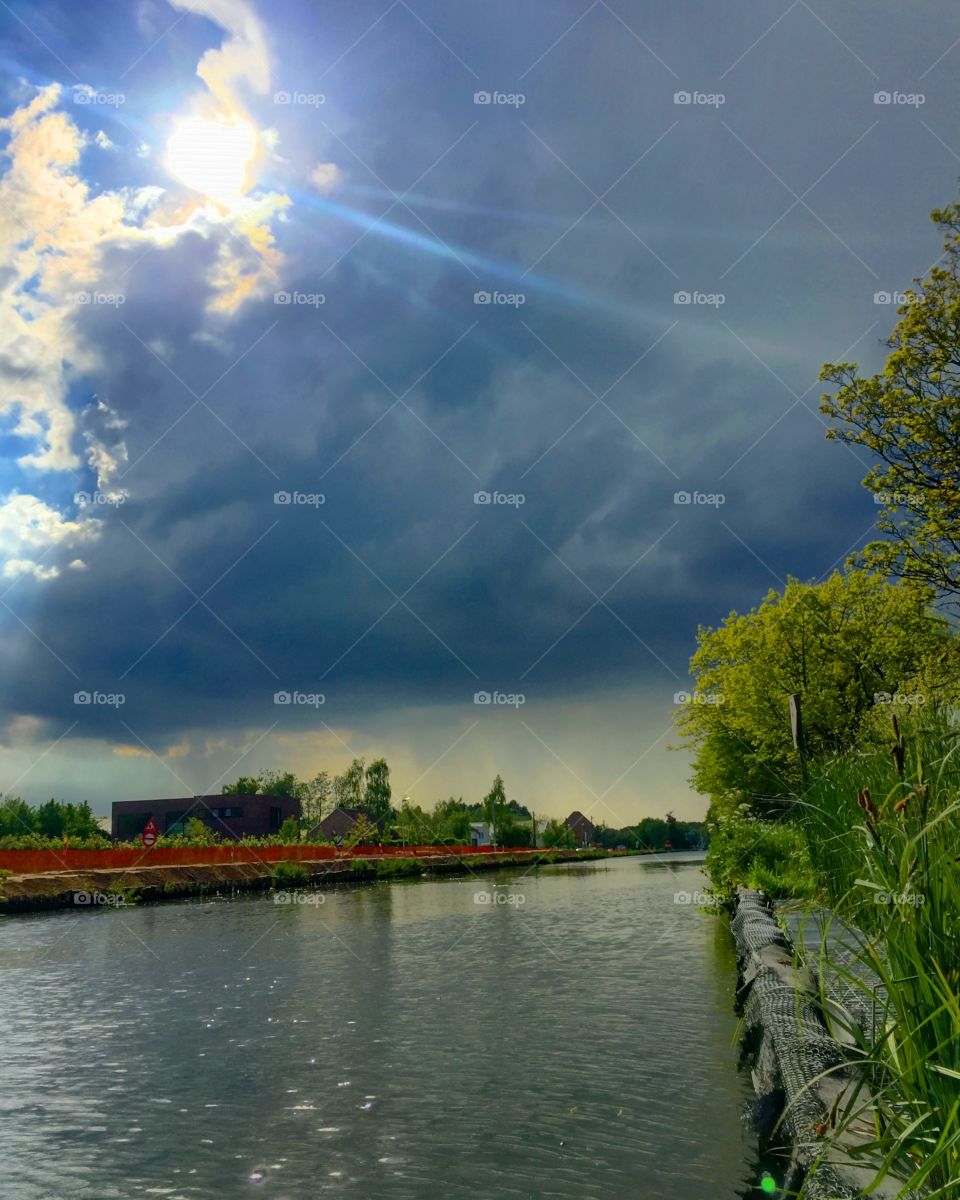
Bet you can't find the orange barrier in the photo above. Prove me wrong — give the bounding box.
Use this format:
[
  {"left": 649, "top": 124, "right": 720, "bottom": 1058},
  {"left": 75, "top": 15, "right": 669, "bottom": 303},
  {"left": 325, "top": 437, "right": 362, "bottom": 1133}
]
[{"left": 0, "top": 843, "right": 511, "bottom": 874}]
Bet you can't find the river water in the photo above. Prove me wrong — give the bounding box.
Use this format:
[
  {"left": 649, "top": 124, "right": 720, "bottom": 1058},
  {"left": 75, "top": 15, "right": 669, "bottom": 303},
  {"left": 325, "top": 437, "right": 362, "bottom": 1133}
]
[{"left": 0, "top": 854, "right": 757, "bottom": 1199}]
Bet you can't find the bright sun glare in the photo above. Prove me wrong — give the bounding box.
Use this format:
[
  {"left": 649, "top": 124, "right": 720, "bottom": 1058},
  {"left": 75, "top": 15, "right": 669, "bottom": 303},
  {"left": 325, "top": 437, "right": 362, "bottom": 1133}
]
[{"left": 165, "top": 114, "right": 257, "bottom": 205}]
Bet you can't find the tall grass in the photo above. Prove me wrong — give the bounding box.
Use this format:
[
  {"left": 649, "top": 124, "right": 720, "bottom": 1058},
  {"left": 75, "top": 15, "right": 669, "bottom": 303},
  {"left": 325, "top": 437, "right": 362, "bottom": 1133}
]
[{"left": 795, "top": 718, "right": 960, "bottom": 1197}]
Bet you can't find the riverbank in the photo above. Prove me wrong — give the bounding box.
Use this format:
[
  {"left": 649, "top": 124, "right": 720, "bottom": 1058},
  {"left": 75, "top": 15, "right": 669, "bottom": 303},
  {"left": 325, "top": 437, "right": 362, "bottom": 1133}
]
[{"left": 0, "top": 847, "right": 627, "bottom": 914}]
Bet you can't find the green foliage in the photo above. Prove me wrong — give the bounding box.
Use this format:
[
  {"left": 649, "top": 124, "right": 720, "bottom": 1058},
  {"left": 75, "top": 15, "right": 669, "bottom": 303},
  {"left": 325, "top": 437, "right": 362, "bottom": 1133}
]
[
  {"left": 333, "top": 758, "right": 366, "bottom": 808},
  {"left": 795, "top": 719, "right": 960, "bottom": 1196},
  {"left": 184, "top": 817, "right": 219, "bottom": 845},
  {"left": 675, "top": 570, "right": 959, "bottom": 815},
  {"left": 277, "top": 816, "right": 301, "bottom": 843},
  {"left": 0, "top": 794, "right": 108, "bottom": 846},
  {"left": 482, "top": 774, "right": 508, "bottom": 840},
  {"left": 821, "top": 201, "right": 960, "bottom": 596},
  {"left": 363, "top": 758, "right": 392, "bottom": 827},
  {"left": 221, "top": 770, "right": 332, "bottom": 826},
  {"left": 273, "top": 861, "right": 309, "bottom": 885},
  {"left": 540, "top": 818, "right": 575, "bottom": 849},
  {"left": 704, "top": 812, "right": 816, "bottom": 903}
]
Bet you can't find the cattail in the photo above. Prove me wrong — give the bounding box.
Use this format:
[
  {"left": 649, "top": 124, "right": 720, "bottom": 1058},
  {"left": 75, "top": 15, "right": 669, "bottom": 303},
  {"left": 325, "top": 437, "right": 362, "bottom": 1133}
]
[
  {"left": 894, "top": 794, "right": 909, "bottom": 814},
  {"left": 857, "top": 787, "right": 878, "bottom": 821},
  {"left": 891, "top": 713, "right": 906, "bottom": 778}
]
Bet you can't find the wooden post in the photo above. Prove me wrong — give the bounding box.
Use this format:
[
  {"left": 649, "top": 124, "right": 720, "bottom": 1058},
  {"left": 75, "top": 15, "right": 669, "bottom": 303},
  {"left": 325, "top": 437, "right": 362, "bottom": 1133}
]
[{"left": 789, "top": 693, "right": 807, "bottom": 786}]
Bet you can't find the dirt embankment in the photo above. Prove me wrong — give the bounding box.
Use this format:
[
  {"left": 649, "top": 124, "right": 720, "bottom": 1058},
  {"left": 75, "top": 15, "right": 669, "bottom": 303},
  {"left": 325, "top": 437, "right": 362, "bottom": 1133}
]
[{"left": 0, "top": 850, "right": 613, "bottom": 914}]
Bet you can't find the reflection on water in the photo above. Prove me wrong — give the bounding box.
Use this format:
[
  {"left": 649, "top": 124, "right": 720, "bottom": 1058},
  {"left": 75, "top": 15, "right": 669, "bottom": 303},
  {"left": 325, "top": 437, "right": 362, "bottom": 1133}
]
[{"left": 0, "top": 855, "right": 756, "bottom": 1199}]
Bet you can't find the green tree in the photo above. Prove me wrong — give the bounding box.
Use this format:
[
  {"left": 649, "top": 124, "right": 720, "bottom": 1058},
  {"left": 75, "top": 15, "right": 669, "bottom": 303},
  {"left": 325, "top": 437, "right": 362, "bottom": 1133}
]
[
  {"left": 821, "top": 201, "right": 960, "bottom": 597},
  {"left": 364, "top": 759, "right": 392, "bottom": 828},
  {"left": 482, "top": 775, "right": 508, "bottom": 844},
  {"left": 541, "top": 818, "right": 575, "bottom": 849},
  {"left": 674, "top": 571, "right": 960, "bottom": 815},
  {"left": 222, "top": 776, "right": 260, "bottom": 794},
  {"left": 333, "top": 758, "right": 366, "bottom": 808}
]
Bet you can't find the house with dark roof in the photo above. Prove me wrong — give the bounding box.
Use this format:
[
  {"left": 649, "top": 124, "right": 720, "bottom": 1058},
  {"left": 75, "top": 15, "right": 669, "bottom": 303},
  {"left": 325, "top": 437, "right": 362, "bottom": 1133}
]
[
  {"left": 111, "top": 794, "right": 300, "bottom": 841},
  {"left": 564, "top": 810, "right": 596, "bottom": 847},
  {"left": 308, "top": 806, "right": 379, "bottom": 843}
]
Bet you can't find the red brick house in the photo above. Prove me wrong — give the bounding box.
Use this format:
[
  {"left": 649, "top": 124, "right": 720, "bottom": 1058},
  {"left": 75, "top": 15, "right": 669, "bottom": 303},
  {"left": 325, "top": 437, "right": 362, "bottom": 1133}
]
[
  {"left": 307, "top": 806, "right": 379, "bottom": 843},
  {"left": 564, "top": 810, "right": 596, "bottom": 847},
  {"left": 111, "top": 794, "right": 300, "bottom": 841}
]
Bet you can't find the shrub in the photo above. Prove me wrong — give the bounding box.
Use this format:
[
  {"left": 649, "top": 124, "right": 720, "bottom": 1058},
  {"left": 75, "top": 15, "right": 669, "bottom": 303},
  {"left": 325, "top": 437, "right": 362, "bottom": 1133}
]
[
  {"left": 704, "top": 811, "right": 816, "bottom": 903},
  {"left": 273, "top": 861, "right": 309, "bottom": 886}
]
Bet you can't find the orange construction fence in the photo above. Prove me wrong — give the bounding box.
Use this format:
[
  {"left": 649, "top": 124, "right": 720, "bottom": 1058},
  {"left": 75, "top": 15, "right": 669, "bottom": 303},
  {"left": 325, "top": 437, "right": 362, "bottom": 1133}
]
[{"left": 0, "top": 843, "right": 521, "bottom": 874}]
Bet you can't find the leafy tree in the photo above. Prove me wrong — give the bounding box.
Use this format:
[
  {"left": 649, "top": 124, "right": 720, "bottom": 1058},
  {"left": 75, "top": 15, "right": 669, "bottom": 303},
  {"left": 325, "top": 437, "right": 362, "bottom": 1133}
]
[
  {"left": 333, "top": 758, "right": 366, "bottom": 808},
  {"left": 364, "top": 759, "right": 392, "bottom": 827},
  {"left": 278, "top": 815, "right": 301, "bottom": 843},
  {"left": 674, "top": 571, "right": 960, "bottom": 815},
  {"left": 184, "top": 817, "right": 219, "bottom": 845},
  {"left": 541, "top": 818, "right": 575, "bottom": 849},
  {"left": 222, "top": 776, "right": 260, "bottom": 795},
  {"left": 482, "top": 775, "right": 508, "bottom": 843},
  {"left": 821, "top": 201, "right": 960, "bottom": 598}
]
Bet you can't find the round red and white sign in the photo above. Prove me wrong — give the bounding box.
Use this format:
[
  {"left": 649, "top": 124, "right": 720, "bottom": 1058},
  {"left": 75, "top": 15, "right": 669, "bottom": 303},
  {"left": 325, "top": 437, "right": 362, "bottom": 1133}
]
[{"left": 141, "top": 818, "right": 159, "bottom": 848}]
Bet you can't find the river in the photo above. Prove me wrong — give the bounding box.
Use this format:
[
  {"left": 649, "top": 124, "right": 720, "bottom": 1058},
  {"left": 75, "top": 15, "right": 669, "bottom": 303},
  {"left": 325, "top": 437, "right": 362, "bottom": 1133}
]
[{"left": 0, "top": 853, "right": 757, "bottom": 1199}]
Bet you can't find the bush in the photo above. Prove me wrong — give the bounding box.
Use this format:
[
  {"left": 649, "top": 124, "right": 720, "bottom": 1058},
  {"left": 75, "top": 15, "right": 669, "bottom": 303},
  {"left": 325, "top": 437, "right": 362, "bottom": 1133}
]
[
  {"left": 704, "top": 811, "right": 816, "bottom": 903},
  {"left": 273, "top": 861, "right": 309, "bottom": 886}
]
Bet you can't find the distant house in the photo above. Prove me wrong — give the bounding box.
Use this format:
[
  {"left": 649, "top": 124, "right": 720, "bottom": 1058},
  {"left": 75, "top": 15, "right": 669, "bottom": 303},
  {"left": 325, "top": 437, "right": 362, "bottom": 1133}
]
[
  {"left": 111, "top": 794, "right": 300, "bottom": 841},
  {"left": 469, "top": 822, "right": 492, "bottom": 847},
  {"left": 308, "top": 806, "right": 378, "bottom": 843},
  {"left": 564, "top": 810, "right": 595, "bottom": 847}
]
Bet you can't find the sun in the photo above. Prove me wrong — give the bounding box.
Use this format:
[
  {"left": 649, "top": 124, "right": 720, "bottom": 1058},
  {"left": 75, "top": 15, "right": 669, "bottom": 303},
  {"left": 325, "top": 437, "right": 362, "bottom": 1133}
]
[{"left": 165, "top": 114, "right": 258, "bottom": 205}]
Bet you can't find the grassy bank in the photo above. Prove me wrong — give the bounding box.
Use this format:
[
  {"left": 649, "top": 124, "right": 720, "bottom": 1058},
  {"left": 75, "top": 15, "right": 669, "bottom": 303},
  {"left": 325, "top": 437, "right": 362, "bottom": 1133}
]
[
  {"left": 707, "top": 724, "right": 960, "bottom": 1197},
  {"left": 0, "top": 848, "right": 621, "bottom": 913}
]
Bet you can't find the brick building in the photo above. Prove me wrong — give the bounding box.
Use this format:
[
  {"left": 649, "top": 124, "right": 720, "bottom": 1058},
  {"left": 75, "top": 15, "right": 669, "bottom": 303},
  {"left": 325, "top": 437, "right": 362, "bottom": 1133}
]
[
  {"left": 111, "top": 794, "right": 301, "bottom": 841},
  {"left": 564, "top": 810, "right": 596, "bottom": 847}
]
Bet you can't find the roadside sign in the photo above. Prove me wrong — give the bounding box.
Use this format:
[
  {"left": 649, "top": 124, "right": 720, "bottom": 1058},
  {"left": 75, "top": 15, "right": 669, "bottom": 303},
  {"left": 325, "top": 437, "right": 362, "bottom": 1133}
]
[{"left": 141, "top": 818, "right": 159, "bottom": 848}]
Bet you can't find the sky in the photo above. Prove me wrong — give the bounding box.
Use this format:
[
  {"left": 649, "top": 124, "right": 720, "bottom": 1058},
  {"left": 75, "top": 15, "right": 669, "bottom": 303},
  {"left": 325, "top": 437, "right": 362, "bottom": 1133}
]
[{"left": 1, "top": 0, "right": 959, "bottom": 826}]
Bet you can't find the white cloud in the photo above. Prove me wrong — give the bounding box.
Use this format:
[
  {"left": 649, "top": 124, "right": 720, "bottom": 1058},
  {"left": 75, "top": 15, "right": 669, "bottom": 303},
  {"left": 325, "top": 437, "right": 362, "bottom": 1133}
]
[
  {"left": 94, "top": 130, "right": 115, "bottom": 150},
  {"left": 311, "top": 162, "right": 343, "bottom": 193},
  {"left": 167, "top": 0, "right": 271, "bottom": 109}
]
